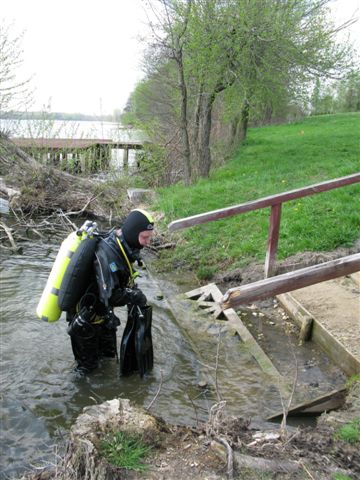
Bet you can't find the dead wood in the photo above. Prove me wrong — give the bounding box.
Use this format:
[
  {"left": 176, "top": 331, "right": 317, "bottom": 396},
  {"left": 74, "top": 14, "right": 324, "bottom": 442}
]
[
  {"left": 0, "top": 137, "right": 127, "bottom": 220},
  {"left": 0, "top": 221, "right": 21, "bottom": 252}
]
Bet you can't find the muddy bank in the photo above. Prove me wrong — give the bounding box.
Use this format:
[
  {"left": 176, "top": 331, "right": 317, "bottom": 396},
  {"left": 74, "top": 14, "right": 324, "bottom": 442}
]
[
  {"left": 213, "top": 238, "right": 360, "bottom": 291},
  {"left": 18, "top": 382, "right": 359, "bottom": 480}
]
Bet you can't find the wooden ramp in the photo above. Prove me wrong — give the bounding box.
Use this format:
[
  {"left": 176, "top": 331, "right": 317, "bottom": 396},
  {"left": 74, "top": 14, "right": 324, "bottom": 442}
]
[{"left": 185, "top": 283, "right": 291, "bottom": 395}]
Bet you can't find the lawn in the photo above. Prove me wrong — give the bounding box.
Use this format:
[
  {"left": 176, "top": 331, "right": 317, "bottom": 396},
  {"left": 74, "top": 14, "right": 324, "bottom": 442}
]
[{"left": 153, "top": 113, "right": 360, "bottom": 279}]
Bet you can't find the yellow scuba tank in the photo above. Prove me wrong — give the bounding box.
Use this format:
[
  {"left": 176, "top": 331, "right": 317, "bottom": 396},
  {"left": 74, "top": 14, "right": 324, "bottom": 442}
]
[{"left": 36, "top": 221, "right": 97, "bottom": 322}]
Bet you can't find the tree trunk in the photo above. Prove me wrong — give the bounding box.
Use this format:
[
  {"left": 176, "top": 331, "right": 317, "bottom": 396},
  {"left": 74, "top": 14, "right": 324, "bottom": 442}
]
[
  {"left": 235, "top": 98, "right": 250, "bottom": 143},
  {"left": 176, "top": 50, "right": 192, "bottom": 185},
  {"left": 198, "top": 91, "right": 216, "bottom": 178}
]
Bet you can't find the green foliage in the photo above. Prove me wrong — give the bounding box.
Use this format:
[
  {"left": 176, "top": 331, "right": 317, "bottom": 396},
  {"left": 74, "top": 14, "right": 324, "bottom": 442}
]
[
  {"left": 345, "top": 375, "right": 360, "bottom": 389},
  {"left": 124, "top": 0, "right": 354, "bottom": 184},
  {"left": 311, "top": 71, "right": 360, "bottom": 115},
  {"left": 100, "top": 431, "right": 151, "bottom": 471},
  {"left": 334, "top": 418, "right": 360, "bottom": 444},
  {"left": 333, "top": 475, "right": 353, "bottom": 480},
  {"left": 153, "top": 113, "right": 360, "bottom": 278},
  {"left": 135, "top": 144, "right": 168, "bottom": 188}
]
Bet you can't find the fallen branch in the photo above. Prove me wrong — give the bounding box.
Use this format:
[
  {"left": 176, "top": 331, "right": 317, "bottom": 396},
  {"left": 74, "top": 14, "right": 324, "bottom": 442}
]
[
  {"left": 145, "top": 369, "right": 164, "bottom": 411},
  {"left": 211, "top": 442, "right": 301, "bottom": 474},
  {"left": 0, "top": 221, "right": 21, "bottom": 252},
  {"left": 215, "top": 436, "right": 234, "bottom": 480},
  {"left": 64, "top": 193, "right": 103, "bottom": 216}
]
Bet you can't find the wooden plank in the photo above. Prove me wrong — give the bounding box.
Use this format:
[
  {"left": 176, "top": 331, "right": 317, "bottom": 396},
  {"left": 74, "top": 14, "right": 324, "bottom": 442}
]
[
  {"left": 277, "top": 293, "right": 314, "bottom": 343},
  {"left": 277, "top": 293, "right": 360, "bottom": 376},
  {"left": 267, "top": 387, "right": 347, "bottom": 420},
  {"left": 168, "top": 174, "right": 360, "bottom": 231},
  {"left": 311, "top": 318, "right": 360, "bottom": 377},
  {"left": 185, "top": 283, "right": 223, "bottom": 303},
  {"left": 223, "top": 308, "right": 290, "bottom": 395},
  {"left": 186, "top": 283, "right": 290, "bottom": 394},
  {"left": 221, "top": 253, "right": 360, "bottom": 309},
  {"left": 265, "top": 204, "right": 282, "bottom": 278},
  {"left": 12, "top": 137, "right": 144, "bottom": 150}
]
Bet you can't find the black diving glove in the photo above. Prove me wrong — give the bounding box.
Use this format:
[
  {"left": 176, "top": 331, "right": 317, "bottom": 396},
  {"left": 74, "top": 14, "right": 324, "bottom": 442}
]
[
  {"left": 104, "top": 310, "right": 121, "bottom": 330},
  {"left": 110, "top": 287, "right": 147, "bottom": 307},
  {"left": 125, "top": 287, "right": 147, "bottom": 307}
]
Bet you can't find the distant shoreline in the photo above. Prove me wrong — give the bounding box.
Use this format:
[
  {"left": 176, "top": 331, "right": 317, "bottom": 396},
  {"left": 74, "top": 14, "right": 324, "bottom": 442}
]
[{"left": 0, "top": 111, "right": 120, "bottom": 122}]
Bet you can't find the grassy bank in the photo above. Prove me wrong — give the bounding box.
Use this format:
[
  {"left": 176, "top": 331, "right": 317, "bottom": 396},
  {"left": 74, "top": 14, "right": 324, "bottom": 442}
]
[{"left": 153, "top": 113, "right": 360, "bottom": 279}]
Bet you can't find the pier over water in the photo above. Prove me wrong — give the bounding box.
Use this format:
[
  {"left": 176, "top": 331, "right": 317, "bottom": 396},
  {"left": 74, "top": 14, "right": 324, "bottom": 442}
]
[{"left": 12, "top": 137, "right": 144, "bottom": 173}]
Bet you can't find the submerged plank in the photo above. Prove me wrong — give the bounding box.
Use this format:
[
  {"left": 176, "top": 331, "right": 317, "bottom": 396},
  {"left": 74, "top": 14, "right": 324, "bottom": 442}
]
[
  {"left": 186, "top": 283, "right": 290, "bottom": 395},
  {"left": 267, "top": 387, "right": 347, "bottom": 420}
]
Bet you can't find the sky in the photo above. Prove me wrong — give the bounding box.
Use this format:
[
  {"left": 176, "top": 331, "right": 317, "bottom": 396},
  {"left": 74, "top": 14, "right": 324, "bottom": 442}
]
[{"left": 1, "top": 0, "right": 360, "bottom": 116}]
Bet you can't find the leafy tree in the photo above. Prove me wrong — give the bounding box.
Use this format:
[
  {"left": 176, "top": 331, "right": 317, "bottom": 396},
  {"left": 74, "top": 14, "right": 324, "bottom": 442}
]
[
  {"left": 336, "top": 69, "right": 360, "bottom": 112},
  {"left": 127, "top": 0, "right": 354, "bottom": 184}
]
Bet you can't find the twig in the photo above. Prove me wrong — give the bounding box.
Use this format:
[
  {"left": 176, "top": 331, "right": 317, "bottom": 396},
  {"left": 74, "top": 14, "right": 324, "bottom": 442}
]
[
  {"left": 300, "top": 461, "right": 316, "bottom": 479},
  {"left": 206, "top": 400, "right": 227, "bottom": 437},
  {"left": 215, "top": 436, "right": 234, "bottom": 480},
  {"left": 58, "top": 210, "right": 78, "bottom": 230},
  {"left": 279, "top": 331, "right": 299, "bottom": 439},
  {"left": 214, "top": 324, "right": 223, "bottom": 401},
  {"left": 0, "top": 221, "right": 20, "bottom": 252},
  {"left": 145, "top": 369, "right": 163, "bottom": 411},
  {"left": 64, "top": 193, "right": 103, "bottom": 216},
  {"left": 186, "top": 392, "right": 200, "bottom": 428}
]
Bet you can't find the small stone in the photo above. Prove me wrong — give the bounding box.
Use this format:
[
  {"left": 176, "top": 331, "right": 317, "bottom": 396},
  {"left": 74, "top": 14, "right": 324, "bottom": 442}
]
[{"left": 310, "top": 382, "right": 319, "bottom": 387}]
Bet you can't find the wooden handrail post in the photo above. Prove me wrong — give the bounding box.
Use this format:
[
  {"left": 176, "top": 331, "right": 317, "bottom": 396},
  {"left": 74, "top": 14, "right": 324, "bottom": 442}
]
[{"left": 265, "top": 203, "right": 282, "bottom": 278}]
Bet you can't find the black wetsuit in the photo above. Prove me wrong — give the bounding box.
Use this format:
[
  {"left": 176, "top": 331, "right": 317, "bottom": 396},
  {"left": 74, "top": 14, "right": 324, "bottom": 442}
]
[{"left": 67, "top": 231, "right": 146, "bottom": 374}]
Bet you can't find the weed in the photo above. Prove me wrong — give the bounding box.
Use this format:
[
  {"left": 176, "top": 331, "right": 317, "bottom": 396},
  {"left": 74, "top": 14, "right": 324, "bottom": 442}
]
[
  {"left": 334, "top": 418, "right": 360, "bottom": 444},
  {"left": 345, "top": 374, "right": 360, "bottom": 389},
  {"left": 100, "top": 430, "right": 151, "bottom": 471}
]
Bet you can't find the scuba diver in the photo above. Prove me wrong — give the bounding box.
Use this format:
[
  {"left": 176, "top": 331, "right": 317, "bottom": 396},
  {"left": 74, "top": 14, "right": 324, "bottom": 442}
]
[{"left": 66, "top": 209, "right": 155, "bottom": 376}]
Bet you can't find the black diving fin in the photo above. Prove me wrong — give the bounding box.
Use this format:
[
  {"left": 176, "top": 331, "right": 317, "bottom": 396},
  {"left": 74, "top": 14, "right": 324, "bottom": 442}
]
[{"left": 119, "top": 304, "right": 153, "bottom": 378}]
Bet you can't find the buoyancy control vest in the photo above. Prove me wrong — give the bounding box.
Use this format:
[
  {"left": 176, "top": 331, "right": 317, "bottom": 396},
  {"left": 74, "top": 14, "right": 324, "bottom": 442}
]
[
  {"left": 94, "top": 232, "right": 140, "bottom": 307},
  {"left": 36, "top": 221, "right": 99, "bottom": 322}
]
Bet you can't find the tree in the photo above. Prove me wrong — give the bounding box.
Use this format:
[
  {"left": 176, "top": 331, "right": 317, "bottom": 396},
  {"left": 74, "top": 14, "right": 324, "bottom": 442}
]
[
  {"left": 0, "top": 21, "right": 33, "bottom": 116},
  {"left": 336, "top": 69, "right": 360, "bottom": 112},
  {"left": 129, "top": 0, "right": 354, "bottom": 184}
]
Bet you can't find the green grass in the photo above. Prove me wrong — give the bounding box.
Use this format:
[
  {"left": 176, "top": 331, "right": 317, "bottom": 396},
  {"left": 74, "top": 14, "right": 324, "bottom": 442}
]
[
  {"left": 334, "top": 418, "right": 360, "bottom": 444},
  {"left": 345, "top": 374, "right": 360, "bottom": 389},
  {"left": 153, "top": 113, "right": 360, "bottom": 278},
  {"left": 100, "top": 431, "right": 151, "bottom": 471}
]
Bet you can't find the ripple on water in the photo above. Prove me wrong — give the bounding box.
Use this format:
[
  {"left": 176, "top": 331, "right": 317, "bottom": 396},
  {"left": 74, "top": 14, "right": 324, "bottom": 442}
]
[{"left": 0, "top": 241, "right": 288, "bottom": 479}]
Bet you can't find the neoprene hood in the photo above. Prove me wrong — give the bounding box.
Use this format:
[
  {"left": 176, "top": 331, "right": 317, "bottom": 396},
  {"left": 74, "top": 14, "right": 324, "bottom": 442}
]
[{"left": 121, "top": 209, "right": 154, "bottom": 249}]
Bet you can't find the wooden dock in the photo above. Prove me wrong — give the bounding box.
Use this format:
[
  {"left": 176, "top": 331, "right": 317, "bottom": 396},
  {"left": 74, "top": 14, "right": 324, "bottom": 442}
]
[{"left": 11, "top": 137, "right": 144, "bottom": 173}]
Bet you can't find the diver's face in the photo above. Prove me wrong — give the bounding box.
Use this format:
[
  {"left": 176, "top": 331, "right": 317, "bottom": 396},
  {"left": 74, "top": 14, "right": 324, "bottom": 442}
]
[{"left": 138, "top": 230, "right": 154, "bottom": 247}]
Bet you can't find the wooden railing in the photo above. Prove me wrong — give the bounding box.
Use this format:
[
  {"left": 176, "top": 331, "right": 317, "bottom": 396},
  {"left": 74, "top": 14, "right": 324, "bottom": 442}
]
[{"left": 168, "top": 173, "right": 360, "bottom": 278}]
